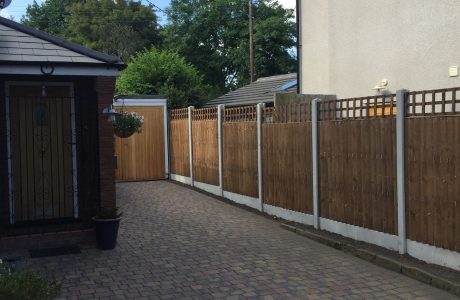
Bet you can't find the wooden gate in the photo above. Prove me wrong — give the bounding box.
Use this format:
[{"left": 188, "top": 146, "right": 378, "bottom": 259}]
[
  {"left": 114, "top": 98, "right": 168, "bottom": 181},
  {"left": 9, "top": 85, "right": 75, "bottom": 222}
]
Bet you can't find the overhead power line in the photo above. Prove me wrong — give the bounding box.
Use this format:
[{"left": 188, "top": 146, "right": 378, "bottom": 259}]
[{"left": 144, "top": 0, "right": 165, "bottom": 13}]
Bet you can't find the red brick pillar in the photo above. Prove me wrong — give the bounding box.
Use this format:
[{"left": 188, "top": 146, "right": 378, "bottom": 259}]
[
  {"left": 95, "top": 77, "right": 117, "bottom": 210},
  {"left": 0, "top": 95, "right": 8, "bottom": 232}
]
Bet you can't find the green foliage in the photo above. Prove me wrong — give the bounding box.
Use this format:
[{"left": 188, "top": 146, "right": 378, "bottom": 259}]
[
  {"left": 163, "top": 0, "right": 296, "bottom": 93},
  {"left": 22, "top": 0, "right": 78, "bottom": 36},
  {"left": 21, "top": 0, "right": 296, "bottom": 100},
  {"left": 95, "top": 207, "right": 122, "bottom": 219},
  {"left": 116, "top": 48, "right": 210, "bottom": 108},
  {"left": 65, "top": 0, "right": 160, "bottom": 61},
  {"left": 113, "top": 111, "right": 144, "bottom": 138},
  {"left": 0, "top": 267, "right": 61, "bottom": 300},
  {"left": 22, "top": 0, "right": 160, "bottom": 61},
  {"left": 253, "top": 2, "right": 297, "bottom": 77}
]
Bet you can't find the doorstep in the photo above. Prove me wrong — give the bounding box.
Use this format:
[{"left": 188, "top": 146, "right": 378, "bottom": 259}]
[{"left": 0, "top": 229, "right": 95, "bottom": 255}]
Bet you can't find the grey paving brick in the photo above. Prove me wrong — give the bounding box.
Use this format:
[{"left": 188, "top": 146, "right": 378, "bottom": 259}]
[{"left": 27, "top": 181, "right": 456, "bottom": 299}]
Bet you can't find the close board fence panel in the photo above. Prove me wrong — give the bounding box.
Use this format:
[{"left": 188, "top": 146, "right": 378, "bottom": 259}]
[
  {"left": 318, "top": 96, "right": 397, "bottom": 235},
  {"left": 169, "top": 108, "right": 190, "bottom": 177},
  {"left": 192, "top": 108, "right": 219, "bottom": 186},
  {"left": 405, "top": 87, "right": 460, "bottom": 252},
  {"left": 262, "top": 104, "right": 313, "bottom": 214},
  {"left": 165, "top": 87, "right": 460, "bottom": 271},
  {"left": 222, "top": 106, "right": 258, "bottom": 198}
]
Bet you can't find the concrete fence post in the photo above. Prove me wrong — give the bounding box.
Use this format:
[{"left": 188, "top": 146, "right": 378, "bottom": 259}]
[
  {"left": 218, "top": 104, "right": 225, "bottom": 197},
  {"left": 188, "top": 106, "right": 194, "bottom": 186},
  {"left": 257, "top": 103, "right": 265, "bottom": 212},
  {"left": 396, "top": 89, "right": 408, "bottom": 254},
  {"left": 311, "top": 98, "right": 320, "bottom": 229}
]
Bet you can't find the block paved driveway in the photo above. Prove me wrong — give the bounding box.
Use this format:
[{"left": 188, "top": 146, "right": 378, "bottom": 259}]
[{"left": 31, "top": 181, "right": 455, "bottom": 299}]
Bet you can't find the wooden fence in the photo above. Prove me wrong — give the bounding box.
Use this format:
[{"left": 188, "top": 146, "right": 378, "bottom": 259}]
[
  {"left": 263, "top": 104, "right": 313, "bottom": 214},
  {"left": 405, "top": 88, "right": 460, "bottom": 252},
  {"left": 192, "top": 108, "right": 219, "bottom": 186},
  {"left": 318, "top": 95, "right": 397, "bottom": 235},
  {"left": 223, "top": 106, "right": 258, "bottom": 198},
  {"left": 168, "top": 87, "right": 460, "bottom": 269},
  {"left": 169, "top": 108, "right": 189, "bottom": 177}
]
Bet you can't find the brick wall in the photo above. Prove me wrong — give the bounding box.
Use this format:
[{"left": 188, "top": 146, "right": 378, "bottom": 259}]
[
  {"left": 95, "top": 77, "right": 117, "bottom": 210},
  {"left": 0, "top": 81, "right": 8, "bottom": 232}
]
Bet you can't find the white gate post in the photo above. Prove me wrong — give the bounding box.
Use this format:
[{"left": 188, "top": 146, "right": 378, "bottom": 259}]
[
  {"left": 257, "top": 103, "right": 265, "bottom": 212},
  {"left": 188, "top": 106, "right": 194, "bottom": 186},
  {"left": 218, "top": 104, "right": 224, "bottom": 197},
  {"left": 311, "top": 98, "right": 320, "bottom": 229},
  {"left": 396, "top": 89, "right": 408, "bottom": 254}
]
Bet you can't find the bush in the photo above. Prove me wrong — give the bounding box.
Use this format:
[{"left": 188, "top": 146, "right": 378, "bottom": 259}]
[
  {"left": 116, "top": 48, "right": 210, "bottom": 108},
  {"left": 0, "top": 266, "right": 61, "bottom": 300}
]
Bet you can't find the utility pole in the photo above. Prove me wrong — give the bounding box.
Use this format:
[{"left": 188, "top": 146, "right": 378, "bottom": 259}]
[{"left": 249, "top": 0, "right": 254, "bottom": 83}]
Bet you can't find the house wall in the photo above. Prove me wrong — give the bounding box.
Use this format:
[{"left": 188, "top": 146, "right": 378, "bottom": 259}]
[
  {"left": 0, "top": 75, "right": 117, "bottom": 237},
  {"left": 299, "top": 0, "right": 460, "bottom": 97},
  {"left": 0, "top": 80, "right": 7, "bottom": 234}
]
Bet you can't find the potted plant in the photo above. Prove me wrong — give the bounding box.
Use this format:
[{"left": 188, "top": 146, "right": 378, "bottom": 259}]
[
  {"left": 93, "top": 208, "right": 122, "bottom": 250},
  {"left": 113, "top": 111, "right": 144, "bottom": 138}
]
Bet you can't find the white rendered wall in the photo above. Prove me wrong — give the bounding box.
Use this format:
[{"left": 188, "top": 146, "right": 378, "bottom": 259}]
[{"left": 300, "top": 0, "right": 460, "bottom": 97}]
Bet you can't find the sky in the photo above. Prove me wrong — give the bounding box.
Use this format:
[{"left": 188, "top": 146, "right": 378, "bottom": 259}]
[{"left": 1, "top": 0, "right": 296, "bottom": 23}]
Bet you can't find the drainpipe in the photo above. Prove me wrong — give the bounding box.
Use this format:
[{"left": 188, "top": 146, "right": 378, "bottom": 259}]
[{"left": 296, "top": 0, "right": 301, "bottom": 94}]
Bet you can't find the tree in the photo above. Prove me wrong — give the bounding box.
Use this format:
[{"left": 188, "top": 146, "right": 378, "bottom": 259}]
[
  {"left": 116, "top": 48, "right": 210, "bottom": 108},
  {"left": 65, "top": 0, "right": 160, "bottom": 61},
  {"left": 253, "top": 2, "right": 297, "bottom": 78},
  {"left": 163, "top": 0, "right": 296, "bottom": 94},
  {"left": 22, "top": 0, "right": 78, "bottom": 36},
  {"left": 22, "top": 0, "right": 160, "bottom": 61}
]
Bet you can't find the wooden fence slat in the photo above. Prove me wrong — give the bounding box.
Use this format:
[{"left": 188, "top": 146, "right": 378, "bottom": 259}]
[
  {"left": 169, "top": 118, "right": 190, "bottom": 177},
  {"left": 192, "top": 119, "right": 219, "bottom": 186},
  {"left": 223, "top": 122, "right": 258, "bottom": 198},
  {"left": 455, "top": 117, "right": 460, "bottom": 252},
  {"left": 261, "top": 121, "right": 312, "bottom": 213},
  {"left": 318, "top": 118, "right": 396, "bottom": 235},
  {"left": 405, "top": 115, "right": 460, "bottom": 251}
]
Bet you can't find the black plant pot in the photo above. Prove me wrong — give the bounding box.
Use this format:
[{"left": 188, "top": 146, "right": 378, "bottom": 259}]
[{"left": 93, "top": 217, "right": 121, "bottom": 250}]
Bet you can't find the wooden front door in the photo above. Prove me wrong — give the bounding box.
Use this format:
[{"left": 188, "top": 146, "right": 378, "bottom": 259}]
[
  {"left": 9, "top": 85, "right": 74, "bottom": 222},
  {"left": 115, "top": 106, "right": 166, "bottom": 181}
]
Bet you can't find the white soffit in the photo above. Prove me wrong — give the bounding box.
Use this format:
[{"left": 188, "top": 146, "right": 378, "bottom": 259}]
[{"left": 0, "top": 65, "right": 120, "bottom": 76}]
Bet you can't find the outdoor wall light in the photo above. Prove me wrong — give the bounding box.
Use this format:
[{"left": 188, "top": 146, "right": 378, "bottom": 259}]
[{"left": 102, "top": 105, "right": 120, "bottom": 123}]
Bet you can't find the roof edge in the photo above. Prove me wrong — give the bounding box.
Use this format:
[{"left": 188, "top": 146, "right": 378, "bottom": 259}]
[
  {"left": 115, "top": 95, "right": 167, "bottom": 100},
  {"left": 0, "top": 60, "right": 125, "bottom": 70},
  {"left": 0, "top": 16, "right": 125, "bottom": 66}
]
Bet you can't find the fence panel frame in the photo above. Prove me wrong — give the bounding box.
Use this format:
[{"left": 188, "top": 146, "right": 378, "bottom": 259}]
[
  {"left": 312, "top": 99, "right": 319, "bottom": 229},
  {"left": 396, "top": 89, "right": 408, "bottom": 254},
  {"left": 188, "top": 106, "right": 194, "bottom": 186},
  {"left": 218, "top": 105, "right": 224, "bottom": 196}
]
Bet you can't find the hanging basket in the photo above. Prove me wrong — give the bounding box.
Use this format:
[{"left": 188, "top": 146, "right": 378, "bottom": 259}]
[{"left": 113, "top": 111, "right": 144, "bottom": 138}]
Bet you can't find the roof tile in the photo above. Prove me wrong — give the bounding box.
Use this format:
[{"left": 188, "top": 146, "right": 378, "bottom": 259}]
[
  {"left": 205, "top": 73, "right": 298, "bottom": 107},
  {"left": 0, "top": 17, "right": 124, "bottom": 66}
]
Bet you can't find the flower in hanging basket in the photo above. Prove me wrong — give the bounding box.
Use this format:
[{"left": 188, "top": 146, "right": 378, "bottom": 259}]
[{"left": 113, "top": 111, "right": 144, "bottom": 138}]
